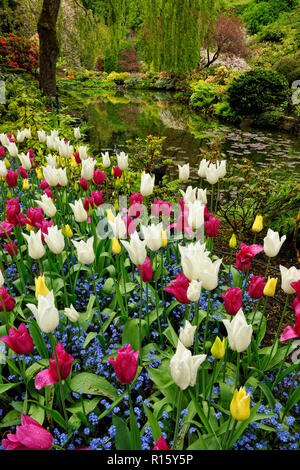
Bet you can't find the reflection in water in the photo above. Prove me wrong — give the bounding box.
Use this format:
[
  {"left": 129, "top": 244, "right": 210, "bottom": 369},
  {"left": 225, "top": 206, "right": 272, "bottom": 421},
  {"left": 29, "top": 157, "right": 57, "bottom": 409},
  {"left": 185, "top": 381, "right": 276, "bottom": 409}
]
[{"left": 67, "top": 88, "right": 300, "bottom": 177}]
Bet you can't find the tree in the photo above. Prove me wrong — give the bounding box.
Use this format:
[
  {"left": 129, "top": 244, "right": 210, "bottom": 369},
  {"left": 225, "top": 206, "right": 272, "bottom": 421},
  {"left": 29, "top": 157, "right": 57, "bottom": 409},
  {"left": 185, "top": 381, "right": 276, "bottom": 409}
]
[
  {"left": 203, "top": 15, "right": 249, "bottom": 68},
  {"left": 37, "top": 0, "right": 61, "bottom": 97}
]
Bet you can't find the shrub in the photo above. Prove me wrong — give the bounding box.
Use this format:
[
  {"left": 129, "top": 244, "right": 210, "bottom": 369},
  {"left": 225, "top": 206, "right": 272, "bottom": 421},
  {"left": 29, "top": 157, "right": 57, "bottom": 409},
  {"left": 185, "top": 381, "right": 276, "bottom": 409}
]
[
  {"left": 243, "top": 0, "right": 297, "bottom": 34},
  {"left": 274, "top": 52, "right": 300, "bottom": 86},
  {"left": 153, "top": 76, "right": 173, "bottom": 90},
  {"left": 124, "top": 75, "right": 143, "bottom": 88},
  {"left": 0, "top": 34, "right": 39, "bottom": 75},
  {"left": 118, "top": 45, "right": 140, "bottom": 73},
  {"left": 106, "top": 71, "right": 130, "bottom": 85},
  {"left": 190, "top": 80, "right": 219, "bottom": 109},
  {"left": 228, "top": 69, "right": 289, "bottom": 115}
]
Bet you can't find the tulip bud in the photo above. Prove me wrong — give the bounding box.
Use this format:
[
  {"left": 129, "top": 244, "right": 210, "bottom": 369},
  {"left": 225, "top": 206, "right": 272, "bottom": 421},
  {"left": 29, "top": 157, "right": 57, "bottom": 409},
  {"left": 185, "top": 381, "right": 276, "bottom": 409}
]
[
  {"left": 4, "top": 157, "right": 10, "bottom": 168},
  {"left": 179, "top": 320, "right": 197, "bottom": 348},
  {"left": 229, "top": 234, "right": 237, "bottom": 249},
  {"left": 252, "top": 215, "right": 263, "bottom": 233},
  {"left": 106, "top": 209, "right": 115, "bottom": 222},
  {"left": 64, "top": 305, "right": 80, "bottom": 323},
  {"left": 263, "top": 277, "right": 277, "bottom": 297},
  {"left": 112, "top": 238, "right": 121, "bottom": 255},
  {"left": 161, "top": 230, "right": 168, "bottom": 248},
  {"left": 211, "top": 336, "right": 225, "bottom": 359},
  {"left": 230, "top": 387, "right": 251, "bottom": 421},
  {"left": 62, "top": 224, "right": 73, "bottom": 238},
  {"left": 22, "top": 179, "right": 30, "bottom": 191},
  {"left": 36, "top": 168, "right": 43, "bottom": 180},
  {"left": 35, "top": 276, "right": 50, "bottom": 299},
  {"left": 187, "top": 280, "right": 202, "bottom": 302}
]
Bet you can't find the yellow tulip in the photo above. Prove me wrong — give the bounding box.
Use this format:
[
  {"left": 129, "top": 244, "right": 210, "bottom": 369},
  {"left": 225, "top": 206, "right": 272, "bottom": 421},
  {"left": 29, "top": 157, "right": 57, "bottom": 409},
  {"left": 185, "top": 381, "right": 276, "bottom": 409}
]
[
  {"left": 230, "top": 387, "right": 251, "bottom": 421},
  {"left": 70, "top": 155, "right": 77, "bottom": 168},
  {"left": 7, "top": 189, "right": 12, "bottom": 199},
  {"left": 112, "top": 238, "right": 121, "bottom": 255},
  {"left": 35, "top": 276, "right": 50, "bottom": 299},
  {"left": 263, "top": 277, "right": 277, "bottom": 297},
  {"left": 74, "top": 181, "right": 79, "bottom": 192},
  {"left": 229, "top": 234, "right": 237, "bottom": 249},
  {"left": 252, "top": 215, "right": 263, "bottom": 233},
  {"left": 114, "top": 200, "right": 119, "bottom": 211},
  {"left": 62, "top": 224, "right": 73, "bottom": 238},
  {"left": 161, "top": 230, "right": 168, "bottom": 247},
  {"left": 106, "top": 209, "right": 115, "bottom": 222},
  {"left": 211, "top": 336, "right": 226, "bottom": 359},
  {"left": 22, "top": 179, "right": 30, "bottom": 191},
  {"left": 26, "top": 223, "right": 35, "bottom": 231},
  {"left": 36, "top": 168, "right": 43, "bottom": 180},
  {"left": 4, "top": 158, "right": 10, "bottom": 168}
]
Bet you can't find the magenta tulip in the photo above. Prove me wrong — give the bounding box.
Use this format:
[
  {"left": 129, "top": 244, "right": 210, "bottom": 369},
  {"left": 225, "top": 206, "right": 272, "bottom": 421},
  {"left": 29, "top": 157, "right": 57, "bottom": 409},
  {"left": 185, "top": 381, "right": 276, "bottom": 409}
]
[
  {"left": 5, "top": 170, "right": 18, "bottom": 188},
  {"left": 0, "top": 287, "right": 15, "bottom": 312},
  {"left": 248, "top": 275, "right": 266, "bottom": 300},
  {"left": 222, "top": 287, "right": 243, "bottom": 316},
  {"left": 113, "top": 165, "right": 122, "bottom": 179},
  {"left": 0, "top": 323, "right": 33, "bottom": 355},
  {"left": 235, "top": 243, "right": 263, "bottom": 272},
  {"left": 93, "top": 169, "right": 106, "bottom": 185},
  {"left": 108, "top": 344, "right": 139, "bottom": 384},
  {"left": 2, "top": 413, "right": 53, "bottom": 450},
  {"left": 18, "top": 166, "right": 28, "bottom": 179},
  {"left": 80, "top": 177, "right": 89, "bottom": 191},
  {"left": 92, "top": 190, "right": 103, "bottom": 207},
  {"left": 291, "top": 280, "right": 300, "bottom": 299},
  {"left": 0, "top": 221, "right": 14, "bottom": 238},
  {"left": 139, "top": 257, "right": 153, "bottom": 283},
  {"left": 35, "top": 342, "right": 74, "bottom": 390},
  {"left": 153, "top": 436, "right": 170, "bottom": 450},
  {"left": 204, "top": 215, "right": 221, "bottom": 238},
  {"left": 152, "top": 199, "right": 171, "bottom": 217},
  {"left": 280, "top": 313, "right": 300, "bottom": 342},
  {"left": 3, "top": 240, "right": 18, "bottom": 257},
  {"left": 0, "top": 146, "right": 5, "bottom": 157},
  {"left": 164, "top": 272, "right": 190, "bottom": 304}
]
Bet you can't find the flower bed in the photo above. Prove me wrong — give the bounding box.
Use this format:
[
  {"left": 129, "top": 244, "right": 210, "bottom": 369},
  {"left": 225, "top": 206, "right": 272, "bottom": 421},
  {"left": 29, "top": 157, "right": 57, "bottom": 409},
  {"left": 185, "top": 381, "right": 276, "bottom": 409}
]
[{"left": 0, "top": 126, "right": 299, "bottom": 451}]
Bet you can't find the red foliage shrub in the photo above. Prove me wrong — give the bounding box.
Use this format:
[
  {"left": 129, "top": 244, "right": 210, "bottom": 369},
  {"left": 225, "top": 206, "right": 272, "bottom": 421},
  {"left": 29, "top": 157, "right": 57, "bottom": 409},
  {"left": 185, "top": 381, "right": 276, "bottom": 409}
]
[
  {"left": 0, "top": 34, "right": 39, "bottom": 75},
  {"left": 118, "top": 45, "right": 140, "bottom": 73}
]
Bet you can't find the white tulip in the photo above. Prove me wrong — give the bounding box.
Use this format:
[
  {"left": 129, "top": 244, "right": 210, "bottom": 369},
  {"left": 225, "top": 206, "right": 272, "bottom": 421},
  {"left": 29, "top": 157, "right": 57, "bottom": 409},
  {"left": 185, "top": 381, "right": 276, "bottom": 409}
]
[
  {"left": 43, "top": 165, "right": 59, "bottom": 187},
  {"left": 197, "top": 256, "right": 222, "bottom": 291},
  {"left": 78, "top": 146, "right": 88, "bottom": 161},
  {"left": 0, "top": 269, "right": 4, "bottom": 287},
  {"left": 74, "top": 127, "right": 81, "bottom": 139},
  {"left": 17, "top": 130, "right": 26, "bottom": 143},
  {"left": 170, "top": 340, "right": 206, "bottom": 390},
  {"left": 264, "top": 229, "right": 286, "bottom": 258},
  {"left": 6, "top": 142, "right": 18, "bottom": 157},
  {"left": 197, "top": 188, "right": 207, "bottom": 205},
  {"left": 57, "top": 167, "right": 68, "bottom": 186},
  {"left": 18, "top": 152, "right": 32, "bottom": 170},
  {"left": 117, "top": 152, "right": 128, "bottom": 171},
  {"left": 216, "top": 160, "right": 226, "bottom": 179},
  {"left": 24, "top": 128, "right": 31, "bottom": 139},
  {"left": 72, "top": 237, "right": 95, "bottom": 265},
  {"left": 121, "top": 231, "right": 147, "bottom": 266},
  {"left": 22, "top": 229, "right": 45, "bottom": 260},
  {"left": 35, "top": 194, "right": 57, "bottom": 218},
  {"left": 141, "top": 223, "right": 163, "bottom": 252},
  {"left": 205, "top": 163, "right": 219, "bottom": 185},
  {"left": 223, "top": 309, "right": 253, "bottom": 353},
  {"left": 187, "top": 200, "right": 205, "bottom": 230},
  {"left": 187, "top": 280, "right": 202, "bottom": 302},
  {"left": 27, "top": 291, "right": 59, "bottom": 333},
  {"left": 179, "top": 241, "right": 210, "bottom": 281},
  {"left": 102, "top": 152, "right": 111, "bottom": 168},
  {"left": 140, "top": 173, "right": 155, "bottom": 197},
  {"left": 178, "top": 163, "right": 189, "bottom": 182},
  {"left": 45, "top": 154, "right": 57, "bottom": 168},
  {"left": 198, "top": 159, "right": 209, "bottom": 178},
  {"left": 64, "top": 304, "right": 80, "bottom": 322},
  {"left": 44, "top": 226, "right": 65, "bottom": 254},
  {"left": 179, "top": 321, "right": 197, "bottom": 348},
  {"left": 0, "top": 160, "right": 8, "bottom": 178},
  {"left": 81, "top": 158, "right": 96, "bottom": 181},
  {"left": 0, "top": 133, "right": 10, "bottom": 146},
  {"left": 179, "top": 186, "right": 197, "bottom": 204},
  {"left": 280, "top": 265, "right": 300, "bottom": 295},
  {"left": 37, "top": 130, "right": 47, "bottom": 143},
  {"left": 69, "top": 199, "right": 88, "bottom": 223},
  {"left": 108, "top": 213, "right": 127, "bottom": 240}
]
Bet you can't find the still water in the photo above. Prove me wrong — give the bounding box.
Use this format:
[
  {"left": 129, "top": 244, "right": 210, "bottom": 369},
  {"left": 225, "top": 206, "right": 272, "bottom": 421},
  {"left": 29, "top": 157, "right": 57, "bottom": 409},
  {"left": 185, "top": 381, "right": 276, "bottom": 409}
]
[{"left": 66, "top": 88, "right": 300, "bottom": 179}]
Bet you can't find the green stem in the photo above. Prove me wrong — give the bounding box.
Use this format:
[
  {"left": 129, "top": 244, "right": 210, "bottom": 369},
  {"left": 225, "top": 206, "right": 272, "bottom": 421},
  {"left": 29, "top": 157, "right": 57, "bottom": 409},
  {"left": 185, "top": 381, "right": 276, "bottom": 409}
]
[
  {"left": 49, "top": 333, "right": 68, "bottom": 430},
  {"left": 172, "top": 388, "right": 183, "bottom": 450}
]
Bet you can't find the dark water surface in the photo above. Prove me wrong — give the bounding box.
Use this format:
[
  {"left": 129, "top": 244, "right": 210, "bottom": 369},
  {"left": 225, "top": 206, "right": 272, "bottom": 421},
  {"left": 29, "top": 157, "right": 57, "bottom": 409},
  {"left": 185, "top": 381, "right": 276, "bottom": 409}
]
[{"left": 70, "top": 89, "right": 300, "bottom": 179}]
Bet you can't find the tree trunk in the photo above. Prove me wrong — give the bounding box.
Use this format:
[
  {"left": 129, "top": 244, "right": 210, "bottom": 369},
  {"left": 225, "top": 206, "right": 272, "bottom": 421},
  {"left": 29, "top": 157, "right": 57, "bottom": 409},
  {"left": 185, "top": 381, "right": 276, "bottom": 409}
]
[{"left": 37, "top": 0, "right": 61, "bottom": 97}]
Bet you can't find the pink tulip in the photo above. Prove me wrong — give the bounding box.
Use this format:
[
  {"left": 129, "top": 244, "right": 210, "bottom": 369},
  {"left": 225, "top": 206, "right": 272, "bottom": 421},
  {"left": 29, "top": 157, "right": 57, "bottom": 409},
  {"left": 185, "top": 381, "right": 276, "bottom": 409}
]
[
  {"left": 280, "top": 313, "right": 300, "bottom": 342},
  {"left": 0, "top": 221, "right": 14, "bottom": 238},
  {"left": 2, "top": 413, "right": 53, "bottom": 450},
  {"left": 293, "top": 297, "right": 300, "bottom": 315},
  {"left": 6, "top": 198, "right": 26, "bottom": 227},
  {"left": 113, "top": 165, "right": 122, "bottom": 179},
  {"left": 291, "top": 280, "right": 300, "bottom": 299},
  {"left": 139, "top": 257, "right": 153, "bottom": 283},
  {"left": 6, "top": 170, "right": 18, "bottom": 188},
  {"left": 3, "top": 240, "right": 18, "bottom": 257},
  {"left": 26, "top": 207, "right": 45, "bottom": 228},
  {"left": 80, "top": 177, "right": 89, "bottom": 191},
  {"left": 204, "top": 205, "right": 213, "bottom": 221},
  {"left": 35, "top": 342, "right": 74, "bottom": 390},
  {"left": 153, "top": 436, "right": 170, "bottom": 450},
  {"left": 18, "top": 166, "right": 28, "bottom": 179},
  {"left": 44, "top": 188, "right": 55, "bottom": 200},
  {"left": 164, "top": 272, "right": 190, "bottom": 304},
  {"left": 108, "top": 344, "right": 139, "bottom": 384},
  {"left": 204, "top": 215, "right": 221, "bottom": 238},
  {"left": 123, "top": 215, "right": 137, "bottom": 237},
  {"left": 0, "top": 287, "right": 15, "bottom": 312},
  {"left": 152, "top": 199, "right": 171, "bottom": 217},
  {"left": 0, "top": 323, "right": 33, "bottom": 355},
  {"left": 74, "top": 152, "right": 81, "bottom": 164},
  {"left": 92, "top": 190, "right": 103, "bottom": 207},
  {"left": 40, "top": 178, "right": 50, "bottom": 190},
  {"left": 128, "top": 202, "right": 143, "bottom": 219},
  {"left": 130, "top": 193, "right": 144, "bottom": 206},
  {"left": 235, "top": 243, "right": 263, "bottom": 272},
  {"left": 0, "top": 146, "right": 5, "bottom": 157},
  {"left": 93, "top": 169, "right": 106, "bottom": 185},
  {"left": 26, "top": 149, "right": 34, "bottom": 159},
  {"left": 222, "top": 287, "right": 243, "bottom": 316},
  {"left": 248, "top": 275, "right": 266, "bottom": 300}
]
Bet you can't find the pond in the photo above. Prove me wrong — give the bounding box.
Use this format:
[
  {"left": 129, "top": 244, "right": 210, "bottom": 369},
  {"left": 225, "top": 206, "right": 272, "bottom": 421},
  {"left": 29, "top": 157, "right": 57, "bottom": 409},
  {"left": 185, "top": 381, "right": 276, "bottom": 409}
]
[{"left": 61, "top": 87, "right": 300, "bottom": 180}]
